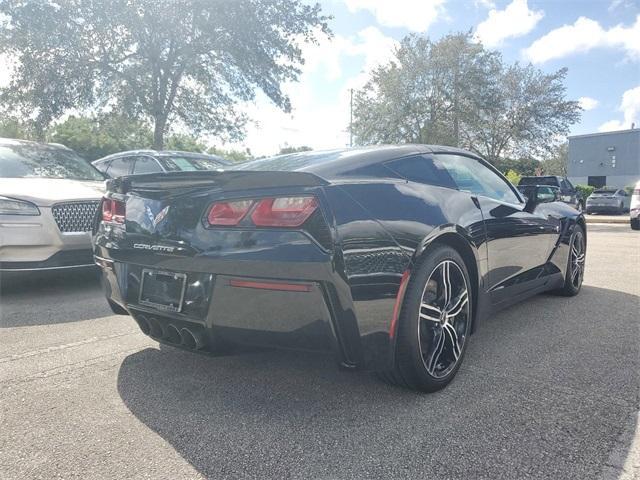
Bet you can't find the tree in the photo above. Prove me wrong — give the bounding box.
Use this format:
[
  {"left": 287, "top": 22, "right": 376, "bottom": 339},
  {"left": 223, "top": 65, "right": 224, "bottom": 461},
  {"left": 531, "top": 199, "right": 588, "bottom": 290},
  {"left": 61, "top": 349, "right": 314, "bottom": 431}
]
[
  {"left": 48, "top": 114, "right": 153, "bottom": 160},
  {"left": 504, "top": 169, "right": 521, "bottom": 186},
  {"left": 208, "top": 146, "right": 253, "bottom": 163},
  {"left": 0, "top": 117, "right": 34, "bottom": 140},
  {"left": 539, "top": 142, "right": 568, "bottom": 176},
  {"left": 278, "top": 145, "right": 312, "bottom": 155},
  {"left": 351, "top": 33, "right": 581, "bottom": 165},
  {"left": 0, "top": 0, "right": 330, "bottom": 149}
]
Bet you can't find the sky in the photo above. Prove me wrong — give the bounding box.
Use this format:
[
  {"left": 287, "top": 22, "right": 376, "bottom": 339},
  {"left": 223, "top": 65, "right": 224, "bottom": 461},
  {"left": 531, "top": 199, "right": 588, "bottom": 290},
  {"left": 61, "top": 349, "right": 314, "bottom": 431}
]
[{"left": 231, "top": 0, "right": 640, "bottom": 156}]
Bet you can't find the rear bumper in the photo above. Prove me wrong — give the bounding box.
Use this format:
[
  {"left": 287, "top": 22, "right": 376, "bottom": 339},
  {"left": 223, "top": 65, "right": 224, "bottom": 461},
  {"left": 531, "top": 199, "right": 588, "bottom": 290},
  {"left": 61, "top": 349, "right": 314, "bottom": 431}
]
[{"left": 0, "top": 249, "right": 94, "bottom": 271}]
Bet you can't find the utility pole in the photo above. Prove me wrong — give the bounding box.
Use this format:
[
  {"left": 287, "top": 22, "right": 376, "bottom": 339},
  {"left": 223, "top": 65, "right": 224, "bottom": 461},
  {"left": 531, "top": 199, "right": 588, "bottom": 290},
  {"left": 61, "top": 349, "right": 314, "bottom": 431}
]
[{"left": 349, "top": 88, "right": 353, "bottom": 147}]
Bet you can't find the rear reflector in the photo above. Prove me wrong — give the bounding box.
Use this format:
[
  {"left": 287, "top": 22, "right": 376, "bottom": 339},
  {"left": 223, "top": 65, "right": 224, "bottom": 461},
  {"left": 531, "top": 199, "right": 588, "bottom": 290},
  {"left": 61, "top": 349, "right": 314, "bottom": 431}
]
[
  {"left": 102, "top": 198, "right": 125, "bottom": 224},
  {"left": 229, "top": 279, "right": 312, "bottom": 292},
  {"left": 389, "top": 270, "right": 411, "bottom": 339},
  {"left": 251, "top": 196, "right": 318, "bottom": 227},
  {"left": 207, "top": 200, "right": 254, "bottom": 226}
]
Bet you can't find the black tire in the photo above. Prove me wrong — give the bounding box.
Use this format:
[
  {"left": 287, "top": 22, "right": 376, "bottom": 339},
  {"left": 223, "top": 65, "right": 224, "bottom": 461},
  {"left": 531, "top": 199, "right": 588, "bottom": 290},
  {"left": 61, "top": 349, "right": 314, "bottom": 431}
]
[
  {"left": 378, "top": 245, "right": 473, "bottom": 392},
  {"left": 631, "top": 218, "right": 640, "bottom": 230},
  {"left": 555, "top": 225, "right": 586, "bottom": 296}
]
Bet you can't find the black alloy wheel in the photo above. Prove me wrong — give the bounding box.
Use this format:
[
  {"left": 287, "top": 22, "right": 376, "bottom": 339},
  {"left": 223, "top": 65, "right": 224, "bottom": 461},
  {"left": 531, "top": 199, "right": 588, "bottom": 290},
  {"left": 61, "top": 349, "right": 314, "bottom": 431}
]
[
  {"left": 379, "top": 245, "right": 472, "bottom": 392},
  {"left": 557, "top": 225, "right": 585, "bottom": 296}
]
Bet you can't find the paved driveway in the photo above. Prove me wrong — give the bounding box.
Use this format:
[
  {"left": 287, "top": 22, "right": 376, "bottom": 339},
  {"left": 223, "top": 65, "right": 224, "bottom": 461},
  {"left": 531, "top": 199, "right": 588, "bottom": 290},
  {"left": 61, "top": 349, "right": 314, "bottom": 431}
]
[{"left": 1, "top": 224, "right": 638, "bottom": 479}]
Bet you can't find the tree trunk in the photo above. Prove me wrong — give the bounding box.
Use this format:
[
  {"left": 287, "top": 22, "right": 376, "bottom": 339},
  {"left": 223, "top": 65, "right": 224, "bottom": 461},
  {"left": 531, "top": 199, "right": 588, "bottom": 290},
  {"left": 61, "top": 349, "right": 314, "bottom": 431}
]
[{"left": 153, "top": 116, "right": 166, "bottom": 150}]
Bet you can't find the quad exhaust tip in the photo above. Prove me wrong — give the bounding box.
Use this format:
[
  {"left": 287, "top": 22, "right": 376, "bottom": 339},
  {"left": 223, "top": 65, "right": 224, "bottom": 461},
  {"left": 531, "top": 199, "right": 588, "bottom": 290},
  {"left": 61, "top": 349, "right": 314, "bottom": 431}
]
[
  {"left": 136, "top": 315, "right": 151, "bottom": 335},
  {"left": 180, "top": 328, "right": 205, "bottom": 350},
  {"left": 148, "top": 318, "right": 164, "bottom": 338},
  {"left": 165, "top": 324, "right": 181, "bottom": 344}
]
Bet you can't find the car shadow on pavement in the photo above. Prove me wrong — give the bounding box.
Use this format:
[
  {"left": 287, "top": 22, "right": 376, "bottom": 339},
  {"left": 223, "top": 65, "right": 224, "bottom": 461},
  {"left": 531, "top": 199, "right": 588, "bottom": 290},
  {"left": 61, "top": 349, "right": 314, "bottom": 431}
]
[
  {"left": 0, "top": 268, "right": 113, "bottom": 327},
  {"left": 117, "top": 285, "right": 639, "bottom": 479}
]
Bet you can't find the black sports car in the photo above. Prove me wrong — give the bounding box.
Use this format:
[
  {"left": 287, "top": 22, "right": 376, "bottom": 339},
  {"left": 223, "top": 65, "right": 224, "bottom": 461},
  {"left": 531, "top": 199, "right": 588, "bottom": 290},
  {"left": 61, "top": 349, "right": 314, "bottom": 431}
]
[{"left": 94, "top": 145, "right": 586, "bottom": 392}]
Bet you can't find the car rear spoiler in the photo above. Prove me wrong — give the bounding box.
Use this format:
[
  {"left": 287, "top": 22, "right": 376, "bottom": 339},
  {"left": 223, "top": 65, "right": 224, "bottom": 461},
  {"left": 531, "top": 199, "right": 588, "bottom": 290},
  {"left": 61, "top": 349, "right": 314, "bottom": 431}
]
[{"left": 106, "top": 170, "right": 330, "bottom": 194}]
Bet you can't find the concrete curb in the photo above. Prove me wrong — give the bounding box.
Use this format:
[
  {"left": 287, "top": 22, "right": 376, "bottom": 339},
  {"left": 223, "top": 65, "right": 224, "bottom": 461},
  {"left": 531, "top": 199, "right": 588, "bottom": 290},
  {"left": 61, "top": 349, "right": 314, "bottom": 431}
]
[{"left": 585, "top": 215, "right": 630, "bottom": 224}]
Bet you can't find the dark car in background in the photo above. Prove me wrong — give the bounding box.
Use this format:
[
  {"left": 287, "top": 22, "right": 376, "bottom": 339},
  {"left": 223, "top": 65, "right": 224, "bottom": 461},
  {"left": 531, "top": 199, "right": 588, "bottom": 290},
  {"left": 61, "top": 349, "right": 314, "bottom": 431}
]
[
  {"left": 93, "top": 150, "right": 229, "bottom": 178},
  {"left": 94, "top": 145, "right": 587, "bottom": 393},
  {"left": 519, "top": 175, "right": 584, "bottom": 211},
  {"left": 585, "top": 187, "right": 631, "bottom": 215}
]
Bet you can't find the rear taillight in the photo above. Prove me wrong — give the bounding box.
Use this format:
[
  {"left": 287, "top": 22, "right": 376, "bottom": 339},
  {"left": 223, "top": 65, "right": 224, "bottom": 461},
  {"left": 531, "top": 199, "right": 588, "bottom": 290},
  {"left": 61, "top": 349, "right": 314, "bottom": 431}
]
[
  {"left": 206, "top": 200, "right": 254, "bottom": 226},
  {"left": 102, "top": 197, "right": 125, "bottom": 224},
  {"left": 251, "top": 196, "right": 318, "bottom": 227},
  {"left": 205, "top": 196, "right": 319, "bottom": 229}
]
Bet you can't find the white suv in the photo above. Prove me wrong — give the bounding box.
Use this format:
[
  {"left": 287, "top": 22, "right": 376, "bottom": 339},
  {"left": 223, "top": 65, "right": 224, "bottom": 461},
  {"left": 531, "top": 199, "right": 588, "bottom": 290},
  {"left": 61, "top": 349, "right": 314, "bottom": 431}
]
[{"left": 631, "top": 181, "right": 640, "bottom": 230}]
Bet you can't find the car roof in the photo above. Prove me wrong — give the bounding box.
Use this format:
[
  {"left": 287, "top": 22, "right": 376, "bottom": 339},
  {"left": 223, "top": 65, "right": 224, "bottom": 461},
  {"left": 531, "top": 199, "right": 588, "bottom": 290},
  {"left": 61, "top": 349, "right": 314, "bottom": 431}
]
[
  {"left": 238, "top": 144, "right": 486, "bottom": 178},
  {"left": 94, "top": 150, "right": 229, "bottom": 164},
  {"left": 0, "top": 137, "right": 71, "bottom": 151}
]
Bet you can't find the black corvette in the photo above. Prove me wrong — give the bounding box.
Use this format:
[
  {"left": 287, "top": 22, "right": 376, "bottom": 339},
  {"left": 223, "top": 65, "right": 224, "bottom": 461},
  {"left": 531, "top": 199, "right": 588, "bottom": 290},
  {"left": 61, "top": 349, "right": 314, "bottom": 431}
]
[{"left": 94, "top": 145, "right": 586, "bottom": 392}]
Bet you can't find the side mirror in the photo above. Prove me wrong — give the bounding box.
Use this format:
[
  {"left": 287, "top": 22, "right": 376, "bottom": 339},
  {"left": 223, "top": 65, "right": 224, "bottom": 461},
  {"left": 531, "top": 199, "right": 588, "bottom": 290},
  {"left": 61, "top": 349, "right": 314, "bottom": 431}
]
[{"left": 524, "top": 186, "right": 556, "bottom": 212}]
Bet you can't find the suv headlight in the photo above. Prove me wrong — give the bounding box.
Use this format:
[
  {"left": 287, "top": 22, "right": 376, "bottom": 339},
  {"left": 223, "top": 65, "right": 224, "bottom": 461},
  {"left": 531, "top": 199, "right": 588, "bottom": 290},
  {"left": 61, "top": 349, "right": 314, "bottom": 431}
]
[{"left": 0, "top": 196, "right": 41, "bottom": 216}]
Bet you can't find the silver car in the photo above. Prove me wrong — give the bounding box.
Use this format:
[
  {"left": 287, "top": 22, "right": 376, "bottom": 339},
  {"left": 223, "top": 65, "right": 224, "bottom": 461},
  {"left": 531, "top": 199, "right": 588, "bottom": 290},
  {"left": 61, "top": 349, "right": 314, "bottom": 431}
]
[
  {"left": 631, "top": 181, "right": 640, "bottom": 230},
  {"left": 92, "top": 150, "right": 229, "bottom": 177},
  {"left": 585, "top": 188, "right": 631, "bottom": 215},
  {"left": 0, "top": 138, "right": 104, "bottom": 272}
]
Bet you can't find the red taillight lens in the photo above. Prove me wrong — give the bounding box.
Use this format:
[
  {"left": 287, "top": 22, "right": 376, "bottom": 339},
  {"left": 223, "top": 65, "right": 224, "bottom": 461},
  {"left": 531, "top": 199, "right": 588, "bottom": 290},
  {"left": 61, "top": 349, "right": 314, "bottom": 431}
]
[
  {"left": 207, "top": 200, "right": 254, "bottom": 226},
  {"left": 251, "top": 196, "right": 317, "bottom": 227},
  {"left": 101, "top": 198, "right": 125, "bottom": 224}
]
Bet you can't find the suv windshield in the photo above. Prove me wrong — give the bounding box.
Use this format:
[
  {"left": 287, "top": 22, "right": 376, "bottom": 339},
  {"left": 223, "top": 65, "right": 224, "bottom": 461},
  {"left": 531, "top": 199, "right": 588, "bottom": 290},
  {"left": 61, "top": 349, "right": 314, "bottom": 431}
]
[
  {"left": 519, "top": 176, "right": 558, "bottom": 186},
  {"left": 0, "top": 142, "right": 104, "bottom": 181},
  {"left": 158, "top": 155, "right": 226, "bottom": 172}
]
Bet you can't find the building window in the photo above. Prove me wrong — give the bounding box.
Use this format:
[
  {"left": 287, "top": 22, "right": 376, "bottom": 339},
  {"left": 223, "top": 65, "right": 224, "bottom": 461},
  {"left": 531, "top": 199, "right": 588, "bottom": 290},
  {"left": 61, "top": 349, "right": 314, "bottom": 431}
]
[{"left": 588, "top": 176, "right": 606, "bottom": 188}]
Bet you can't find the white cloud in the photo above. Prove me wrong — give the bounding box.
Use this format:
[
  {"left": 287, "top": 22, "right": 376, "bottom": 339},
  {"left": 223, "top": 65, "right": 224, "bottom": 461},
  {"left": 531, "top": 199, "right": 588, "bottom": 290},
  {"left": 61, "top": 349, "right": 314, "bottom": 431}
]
[
  {"left": 224, "top": 27, "right": 399, "bottom": 156},
  {"left": 598, "top": 85, "right": 640, "bottom": 132},
  {"left": 475, "top": 0, "right": 543, "bottom": 47},
  {"left": 474, "top": 0, "right": 496, "bottom": 8},
  {"left": 578, "top": 96, "right": 599, "bottom": 111},
  {"left": 524, "top": 15, "right": 640, "bottom": 64},
  {"left": 343, "top": 0, "right": 445, "bottom": 32}
]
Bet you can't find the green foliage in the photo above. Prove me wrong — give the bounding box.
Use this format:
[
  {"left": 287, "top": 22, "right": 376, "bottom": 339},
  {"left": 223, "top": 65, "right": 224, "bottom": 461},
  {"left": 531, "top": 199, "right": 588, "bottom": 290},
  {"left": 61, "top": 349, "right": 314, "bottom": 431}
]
[
  {"left": 575, "top": 184, "right": 595, "bottom": 199},
  {"left": 539, "top": 142, "right": 568, "bottom": 176},
  {"left": 0, "top": 0, "right": 330, "bottom": 149},
  {"left": 164, "top": 133, "right": 206, "bottom": 153},
  {"left": 278, "top": 145, "right": 312, "bottom": 155},
  {"left": 504, "top": 170, "right": 521, "bottom": 186},
  {"left": 48, "top": 114, "right": 153, "bottom": 160},
  {"left": 352, "top": 32, "right": 581, "bottom": 164},
  {"left": 494, "top": 157, "right": 541, "bottom": 176},
  {"left": 0, "top": 117, "right": 34, "bottom": 140},
  {"left": 208, "top": 146, "right": 253, "bottom": 163}
]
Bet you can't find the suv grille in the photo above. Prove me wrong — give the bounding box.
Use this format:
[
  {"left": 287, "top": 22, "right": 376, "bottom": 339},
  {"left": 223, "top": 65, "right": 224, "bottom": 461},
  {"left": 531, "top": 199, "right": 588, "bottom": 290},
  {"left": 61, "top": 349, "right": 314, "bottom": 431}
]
[{"left": 51, "top": 201, "right": 100, "bottom": 233}]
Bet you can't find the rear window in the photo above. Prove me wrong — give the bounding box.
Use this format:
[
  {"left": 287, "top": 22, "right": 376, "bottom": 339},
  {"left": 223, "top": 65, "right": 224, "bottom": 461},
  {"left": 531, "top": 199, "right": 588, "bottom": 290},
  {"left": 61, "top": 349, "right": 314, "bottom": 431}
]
[
  {"left": 593, "top": 189, "right": 616, "bottom": 194},
  {"left": 236, "top": 150, "right": 346, "bottom": 171},
  {"left": 0, "top": 142, "right": 104, "bottom": 181},
  {"left": 519, "top": 177, "right": 558, "bottom": 186},
  {"left": 158, "top": 155, "right": 226, "bottom": 172}
]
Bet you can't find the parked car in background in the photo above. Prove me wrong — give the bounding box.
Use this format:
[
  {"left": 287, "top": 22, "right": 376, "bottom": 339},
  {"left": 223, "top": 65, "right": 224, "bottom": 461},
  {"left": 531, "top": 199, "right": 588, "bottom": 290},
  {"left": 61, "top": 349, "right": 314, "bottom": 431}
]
[
  {"left": 0, "top": 138, "right": 104, "bottom": 271},
  {"left": 519, "top": 175, "right": 584, "bottom": 211},
  {"left": 94, "top": 145, "right": 586, "bottom": 393},
  {"left": 517, "top": 184, "right": 561, "bottom": 203},
  {"left": 93, "top": 150, "right": 230, "bottom": 178},
  {"left": 585, "top": 188, "right": 630, "bottom": 215},
  {"left": 630, "top": 181, "right": 640, "bottom": 230}
]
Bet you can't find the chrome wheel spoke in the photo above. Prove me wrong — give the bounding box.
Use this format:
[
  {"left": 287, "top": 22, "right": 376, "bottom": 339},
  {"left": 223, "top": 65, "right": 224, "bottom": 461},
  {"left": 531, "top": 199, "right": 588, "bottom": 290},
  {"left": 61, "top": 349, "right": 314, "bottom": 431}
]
[
  {"left": 446, "top": 290, "right": 468, "bottom": 318},
  {"left": 441, "top": 261, "right": 452, "bottom": 306},
  {"left": 443, "top": 323, "right": 461, "bottom": 360},
  {"left": 426, "top": 328, "right": 445, "bottom": 375}
]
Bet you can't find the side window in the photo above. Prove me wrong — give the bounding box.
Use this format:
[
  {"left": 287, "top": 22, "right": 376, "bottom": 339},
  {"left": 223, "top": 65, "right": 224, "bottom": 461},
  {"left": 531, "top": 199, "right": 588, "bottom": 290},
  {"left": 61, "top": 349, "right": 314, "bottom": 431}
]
[
  {"left": 565, "top": 179, "right": 575, "bottom": 190},
  {"left": 384, "top": 155, "right": 456, "bottom": 189},
  {"left": 106, "top": 157, "right": 133, "bottom": 177},
  {"left": 93, "top": 159, "right": 111, "bottom": 174},
  {"left": 133, "top": 156, "right": 162, "bottom": 174},
  {"left": 560, "top": 179, "right": 570, "bottom": 191},
  {"left": 435, "top": 154, "right": 522, "bottom": 204}
]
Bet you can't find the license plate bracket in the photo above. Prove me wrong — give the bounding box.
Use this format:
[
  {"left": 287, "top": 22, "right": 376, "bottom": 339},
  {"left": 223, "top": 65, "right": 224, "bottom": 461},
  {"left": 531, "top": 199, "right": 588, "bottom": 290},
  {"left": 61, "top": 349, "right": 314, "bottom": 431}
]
[{"left": 139, "top": 269, "right": 187, "bottom": 312}]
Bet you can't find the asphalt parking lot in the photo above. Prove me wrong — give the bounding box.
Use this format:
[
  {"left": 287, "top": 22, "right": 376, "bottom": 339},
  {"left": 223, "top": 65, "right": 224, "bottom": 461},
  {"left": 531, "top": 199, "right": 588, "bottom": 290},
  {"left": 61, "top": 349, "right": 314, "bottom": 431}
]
[{"left": 1, "top": 224, "right": 638, "bottom": 480}]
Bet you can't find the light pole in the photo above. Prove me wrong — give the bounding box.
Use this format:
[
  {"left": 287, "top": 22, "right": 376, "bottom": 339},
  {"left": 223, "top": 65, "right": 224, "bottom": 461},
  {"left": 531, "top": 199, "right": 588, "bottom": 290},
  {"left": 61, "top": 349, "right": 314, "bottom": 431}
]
[{"left": 349, "top": 88, "right": 353, "bottom": 147}]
